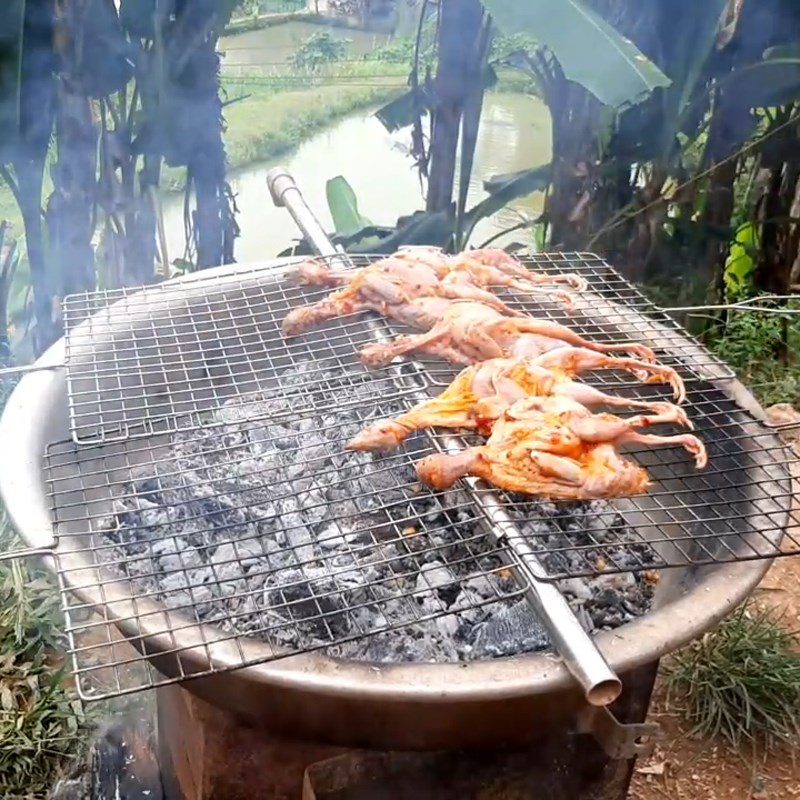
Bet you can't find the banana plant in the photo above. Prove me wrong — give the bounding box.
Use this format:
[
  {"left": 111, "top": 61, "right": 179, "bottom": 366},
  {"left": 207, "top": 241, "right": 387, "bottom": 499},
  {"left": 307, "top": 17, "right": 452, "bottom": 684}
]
[
  {"left": 319, "top": 168, "right": 551, "bottom": 254},
  {"left": 372, "top": 0, "right": 670, "bottom": 254},
  {"left": 0, "top": 222, "right": 19, "bottom": 366},
  {"left": 0, "top": 0, "right": 58, "bottom": 353}
]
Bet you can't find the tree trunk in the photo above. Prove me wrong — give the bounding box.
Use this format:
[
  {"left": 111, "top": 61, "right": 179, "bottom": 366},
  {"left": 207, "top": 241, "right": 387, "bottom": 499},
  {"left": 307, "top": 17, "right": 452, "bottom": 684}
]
[
  {"left": 171, "top": 10, "right": 233, "bottom": 269},
  {"left": 425, "top": 0, "right": 484, "bottom": 214},
  {"left": 545, "top": 73, "right": 602, "bottom": 252},
  {"left": 755, "top": 162, "right": 799, "bottom": 296},
  {"left": 697, "top": 89, "right": 741, "bottom": 311},
  {"left": 701, "top": 157, "right": 737, "bottom": 299},
  {"left": 48, "top": 85, "right": 97, "bottom": 298},
  {"left": 14, "top": 0, "right": 58, "bottom": 353},
  {"left": 790, "top": 170, "right": 800, "bottom": 287}
]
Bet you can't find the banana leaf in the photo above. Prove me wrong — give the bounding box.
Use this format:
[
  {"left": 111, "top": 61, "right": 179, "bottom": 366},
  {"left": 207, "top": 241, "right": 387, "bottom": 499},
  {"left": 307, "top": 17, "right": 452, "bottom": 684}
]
[
  {"left": 374, "top": 66, "right": 496, "bottom": 133},
  {"left": 462, "top": 164, "right": 551, "bottom": 240},
  {"left": 609, "top": 0, "right": 728, "bottom": 166},
  {"left": 724, "top": 222, "right": 758, "bottom": 296},
  {"left": 721, "top": 48, "right": 800, "bottom": 110},
  {"left": 347, "top": 164, "right": 552, "bottom": 253},
  {"left": 374, "top": 85, "right": 434, "bottom": 133},
  {"left": 481, "top": 0, "right": 670, "bottom": 109},
  {"left": 77, "top": 0, "right": 134, "bottom": 98},
  {"left": 326, "top": 176, "right": 373, "bottom": 236}
]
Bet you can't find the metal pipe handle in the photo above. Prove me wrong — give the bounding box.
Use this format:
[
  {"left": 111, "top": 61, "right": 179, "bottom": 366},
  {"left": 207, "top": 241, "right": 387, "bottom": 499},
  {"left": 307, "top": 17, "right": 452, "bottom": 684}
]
[
  {"left": 267, "top": 167, "right": 343, "bottom": 260},
  {"left": 266, "top": 166, "right": 622, "bottom": 707}
]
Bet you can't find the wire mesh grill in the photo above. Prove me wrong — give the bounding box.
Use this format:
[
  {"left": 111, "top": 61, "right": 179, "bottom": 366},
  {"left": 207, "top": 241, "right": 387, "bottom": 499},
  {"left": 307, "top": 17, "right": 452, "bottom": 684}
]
[
  {"left": 61, "top": 253, "right": 734, "bottom": 444},
  {"left": 46, "top": 251, "right": 796, "bottom": 699}
]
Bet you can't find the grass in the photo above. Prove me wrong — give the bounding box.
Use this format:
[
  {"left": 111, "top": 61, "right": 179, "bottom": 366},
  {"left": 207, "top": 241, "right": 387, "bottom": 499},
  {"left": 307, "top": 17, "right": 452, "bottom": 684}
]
[
  {"left": 0, "top": 514, "right": 91, "bottom": 798},
  {"left": 709, "top": 305, "right": 800, "bottom": 408},
  {"left": 667, "top": 604, "right": 800, "bottom": 751},
  {"left": 160, "top": 63, "right": 406, "bottom": 192}
]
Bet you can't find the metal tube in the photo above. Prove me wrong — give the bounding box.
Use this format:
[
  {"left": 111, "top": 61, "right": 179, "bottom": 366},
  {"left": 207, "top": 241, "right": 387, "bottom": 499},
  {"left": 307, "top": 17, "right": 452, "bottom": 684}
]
[
  {"left": 461, "top": 472, "right": 622, "bottom": 707},
  {"left": 0, "top": 547, "right": 55, "bottom": 563},
  {"left": 266, "top": 166, "right": 622, "bottom": 706},
  {"left": 0, "top": 363, "right": 64, "bottom": 378},
  {"left": 267, "top": 168, "right": 343, "bottom": 260}
]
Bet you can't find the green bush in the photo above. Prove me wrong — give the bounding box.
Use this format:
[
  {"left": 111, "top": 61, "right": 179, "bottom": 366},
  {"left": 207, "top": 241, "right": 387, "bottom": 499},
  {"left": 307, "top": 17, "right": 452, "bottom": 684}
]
[
  {"left": 667, "top": 605, "right": 800, "bottom": 751},
  {"left": 290, "top": 32, "right": 350, "bottom": 71},
  {"left": 711, "top": 307, "right": 800, "bottom": 407}
]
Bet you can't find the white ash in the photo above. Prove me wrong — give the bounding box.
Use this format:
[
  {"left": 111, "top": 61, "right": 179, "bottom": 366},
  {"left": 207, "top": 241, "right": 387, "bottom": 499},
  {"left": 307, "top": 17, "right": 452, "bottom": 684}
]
[{"left": 97, "top": 358, "right": 655, "bottom": 663}]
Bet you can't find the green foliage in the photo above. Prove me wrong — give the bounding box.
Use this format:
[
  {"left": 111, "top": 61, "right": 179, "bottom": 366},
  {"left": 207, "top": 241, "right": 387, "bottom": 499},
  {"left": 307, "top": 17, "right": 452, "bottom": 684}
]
[
  {"left": 711, "top": 306, "right": 800, "bottom": 407},
  {"left": 481, "top": 0, "right": 670, "bottom": 108},
  {"left": 714, "top": 311, "right": 784, "bottom": 377},
  {"left": 490, "top": 33, "right": 539, "bottom": 62},
  {"left": 326, "top": 176, "right": 372, "bottom": 236},
  {"left": 667, "top": 605, "right": 800, "bottom": 750},
  {"left": 367, "top": 37, "right": 417, "bottom": 64},
  {"left": 233, "top": 0, "right": 305, "bottom": 18},
  {"left": 0, "top": 514, "right": 89, "bottom": 796},
  {"left": 290, "top": 32, "right": 349, "bottom": 72},
  {"left": 313, "top": 163, "right": 550, "bottom": 254},
  {"left": 723, "top": 222, "right": 758, "bottom": 297}
]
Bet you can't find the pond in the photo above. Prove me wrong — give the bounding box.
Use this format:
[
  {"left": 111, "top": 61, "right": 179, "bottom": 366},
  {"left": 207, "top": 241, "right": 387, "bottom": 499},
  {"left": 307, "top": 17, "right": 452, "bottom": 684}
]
[{"left": 162, "top": 92, "right": 552, "bottom": 263}]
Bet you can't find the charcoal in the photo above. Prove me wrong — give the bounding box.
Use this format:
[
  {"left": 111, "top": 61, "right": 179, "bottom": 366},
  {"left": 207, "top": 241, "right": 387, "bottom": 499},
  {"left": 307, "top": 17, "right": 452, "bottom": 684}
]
[
  {"left": 560, "top": 577, "right": 592, "bottom": 601},
  {"left": 415, "top": 560, "right": 456, "bottom": 594},
  {"left": 434, "top": 614, "right": 460, "bottom": 639},
  {"left": 576, "top": 606, "right": 594, "bottom": 633},
  {"left": 160, "top": 572, "right": 189, "bottom": 594},
  {"left": 97, "top": 357, "right": 655, "bottom": 665},
  {"left": 159, "top": 550, "right": 198, "bottom": 572},
  {"left": 472, "top": 602, "right": 550, "bottom": 658},
  {"left": 187, "top": 566, "right": 213, "bottom": 586}
]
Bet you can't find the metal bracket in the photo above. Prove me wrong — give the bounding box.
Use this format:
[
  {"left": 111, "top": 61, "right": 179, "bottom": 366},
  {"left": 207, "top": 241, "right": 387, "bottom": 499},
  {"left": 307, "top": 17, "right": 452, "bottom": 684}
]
[{"left": 575, "top": 705, "right": 661, "bottom": 760}]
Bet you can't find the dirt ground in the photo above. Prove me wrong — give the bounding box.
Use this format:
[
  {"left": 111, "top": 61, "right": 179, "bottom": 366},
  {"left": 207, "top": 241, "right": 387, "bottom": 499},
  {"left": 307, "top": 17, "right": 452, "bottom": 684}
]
[{"left": 629, "top": 556, "right": 800, "bottom": 800}]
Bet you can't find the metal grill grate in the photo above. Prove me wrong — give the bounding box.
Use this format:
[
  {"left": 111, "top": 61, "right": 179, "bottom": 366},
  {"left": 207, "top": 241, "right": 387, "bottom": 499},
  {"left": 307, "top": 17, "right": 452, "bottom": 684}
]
[
  {"left": 61, "top": 253, "right": 734, "bottom": 444},
  {"left": 46, "top": 251, "right": 797, "bottom": 700},
  {"left": 47, "top": 391, "right": 529, "bottom": 699}
]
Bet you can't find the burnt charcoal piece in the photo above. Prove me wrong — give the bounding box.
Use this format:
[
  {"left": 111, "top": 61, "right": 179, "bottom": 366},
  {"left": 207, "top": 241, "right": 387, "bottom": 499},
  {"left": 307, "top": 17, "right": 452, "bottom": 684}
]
[{"left": 472, "top": 602, "right": 549, "bottom": 658}]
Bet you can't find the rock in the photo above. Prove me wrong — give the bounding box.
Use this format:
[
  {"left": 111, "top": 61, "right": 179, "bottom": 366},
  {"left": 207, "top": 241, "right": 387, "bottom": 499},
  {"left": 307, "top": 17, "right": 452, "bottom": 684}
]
[
  {"left": 766, "top": 403, "right": 800, "bottom": 445},
  {"left": 211, "top": 543, "right": 237, "bottom": 566},
  {"left": 464, "top": 574, "right": 496, "bottom": 599},
  {"left": 449, "top": 589, "right": 490, "bottom": 625}
]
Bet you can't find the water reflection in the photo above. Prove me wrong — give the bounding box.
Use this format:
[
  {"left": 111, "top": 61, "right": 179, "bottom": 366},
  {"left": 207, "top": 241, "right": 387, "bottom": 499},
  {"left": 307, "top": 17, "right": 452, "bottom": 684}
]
[{"left": 162, "top": 93, "right": 552, "bottom": 263}]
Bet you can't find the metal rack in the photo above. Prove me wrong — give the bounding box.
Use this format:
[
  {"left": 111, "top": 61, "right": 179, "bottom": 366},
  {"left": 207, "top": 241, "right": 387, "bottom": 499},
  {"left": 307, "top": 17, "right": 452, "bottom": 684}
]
[
  {"left": 60, "top": 252, "right": 735, "bottom": 445},
  {"left": 37, "top": 245, "right": 796, "bottom": 703}
]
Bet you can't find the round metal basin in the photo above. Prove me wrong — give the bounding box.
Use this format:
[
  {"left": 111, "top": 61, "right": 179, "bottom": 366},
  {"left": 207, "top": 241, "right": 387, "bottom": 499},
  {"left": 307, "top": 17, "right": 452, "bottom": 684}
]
[{"left": 0, "top": 259, "right": 783, "bottom": 749}]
